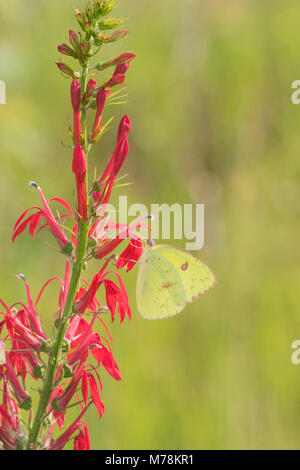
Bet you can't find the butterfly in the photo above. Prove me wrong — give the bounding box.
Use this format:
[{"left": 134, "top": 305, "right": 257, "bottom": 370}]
[{"left": 136, "top": 240, "right": 217, "bottom": 320}]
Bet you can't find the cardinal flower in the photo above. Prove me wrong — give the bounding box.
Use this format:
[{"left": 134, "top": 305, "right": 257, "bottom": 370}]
[
  {"left": 93, "top": 115, "right": 131, "bottom": 207},
  {"left": 47, "top": 405, "right": 91, "bottom": 450},
  {"left": 100, "top": 52, "right": 136, "bottom": 70},
  {"left": 83, "top": 78, "right": 97, "bottom": 104},
  {"left": 72, "top": 145, "right": 87, "bottom": 221},
  {"left": 74, "top": 422, "right": 91, "bottom": 450},
  {"left": 91, "top": 87, "right": 107, "bottom": 142},
  {"left": 4, "top": 353, "right": 32, "bottom": 410},
  {"left": 12, "top": 183, "right": 73, "bottom": 252},
  {"left": 71, "top": 78, "right": 82, "bottom": 145},
  {"left": 116, "top": 237, "right": 143, "bottom": 272},
  {"left": 0, "top": 381, "right": 20, "bottom": 450},
  {"left": 16, "top": 274, "right": 46, "bottom": 339}
]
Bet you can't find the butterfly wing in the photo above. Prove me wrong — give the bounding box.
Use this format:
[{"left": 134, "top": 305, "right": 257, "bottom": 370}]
[
  {"left": 136, "top": 248, "right": 186, "bottom": 320},
  {"left": 153, "top": 245, "right": 217, "bottom": 304},
  {"left": 136, "top": 245, "right": 216, "bottom": 320}
]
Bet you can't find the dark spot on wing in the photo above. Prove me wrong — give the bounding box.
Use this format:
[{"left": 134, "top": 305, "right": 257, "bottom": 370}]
[
  {"left": 181, "top": 262, "right": 189, "bottom": 271},
  {"left": 161, "top": 282, "right": 172, "bottom": 289}
]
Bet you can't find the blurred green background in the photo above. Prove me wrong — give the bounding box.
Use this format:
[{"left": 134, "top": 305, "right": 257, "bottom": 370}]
[{"left": 0, "top": 0, "right": 300, "bottom": 450}]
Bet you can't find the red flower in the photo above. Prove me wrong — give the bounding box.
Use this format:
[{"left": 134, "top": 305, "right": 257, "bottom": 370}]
[
  {"left": 74, "top": 421, "right": 91, "bottom": 450},
  {"left": 48, "top": 405, "right": 91, "bottom": 450},
  {"left": 103, "top": 73, "right": 125, "bottom": 89},
  {"left": 57, "top": 259, "right": 71, "bottom": 320},
  {"left": 52, "top": 370, "right": 82, "bottom": 412},
  {"left": 75, "top": 273, "right": 103, "bottom": 314},
  {"left": 116, "top": 237, "right": 143, "bottom": 272},
  {"left": 104, "top": 277, "right": 131, "bottom": 323},
  {"left": 83, "top": 79, "right": 97, "bottom": 104},
  {"left": 93, "top": 115, "right": 131, "bottom": 207},
  {"left": 100, "top": 52, "right": 136, "bottom": 70},
  {"left": 0, "top": 381, "right": 20, "bottom": 450},
  {"left": 91, "top": 87, "right": 107, "bottom": 142},
  {"left": 72, "top": 145, "right": 87, "bottom": 221},
  {"left": 94, "top": 219, "right": 146, "bottom": 265},
  {"left": 56, "top": 62, "right": 74, "bottom": 77},
  {"left": 0, "top": 300, "right": 46, "bottom": 353},
  {"left": 81, "top": 370, "right": 105, "bottom": 418},
  {"left": 114, "top": 61, "right": 130, "bottom": 75},
  {"left": 57, "top": 43, "right": 75, "bottom": 57},
  {"left": 12, "top": 183, "right": 73, "bottom": 251},
  {"left": 66, "top": 315, "right": 122, "bottom": 379},
  {"left": 16, "top": 274, "right": 46, "bottom": 339},
  {"left": 4, "top": 353, "right": 32, "bottom": 410},
  {"left": 71, "top": 78, "right": 82, "bottom": 145}
]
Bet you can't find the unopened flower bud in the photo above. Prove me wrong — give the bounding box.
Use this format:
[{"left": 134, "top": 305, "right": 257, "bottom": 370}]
[
  {"left": 97, "top": 0, "right": 117, "bottom": 17},
  {"left": 75, "top": 8, "right": 86, "bottom": 29},
  {"left": 117, "top": 115, "right": 131, "bottom": 143},
  {"left": 114, "top": 61, "right": 130, "bottom": 75},
  {"left": 62, "top": 242, "right": 74, "bottom": 255},
  {"left": 20, "top": 397, "right": 32, "bottom": 411},
  {"left": 72, "top": 145, "right": 87, "bottom": 183},
  {"left": 81, "top": 42, "right": 90, "bottom": 56},
  {"left": 56, "top": 62, "right": 75, "bottom": 78},
  {"left": 98, "top": 18, "right": 123, "bottom": 30},
  {"left": 58, "top": 43, "right": 76, "bottom": 57},
  {"left": 71, "top": 78, "right": 81, "bottom": 113},
  {"left": 69, "top": 30, "right": 79, "bottom": 48},
  {"left": 85, "top": 7, "right": 94, "bottom": 22},
  {"left": 33, "top": 365, "right": 44, "bottom": 379},
  {"left": 94, "top": 29, "right": 129, "bottom": 46},
  {"left": 84, "top": 21, "right": 94, "bottom": 35},
  {"left": 83, "top": 79, "right": 97, "bottom": 103},
  {"left": 96, "top": 52, "right": 136, "bottom": 71},
  {"left": 104, "top": 73, "right": 125, "bottom": 89}
]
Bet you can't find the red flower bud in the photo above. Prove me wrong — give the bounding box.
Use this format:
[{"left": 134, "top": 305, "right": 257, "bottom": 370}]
[
  {"left": 72, "top": 145, "right": 86, "bottom": 183},
  {"left": 71, "top": 78, "right": 81, "bottom": 113},
  {"left": 83, "top": 79, "right": 97, "bottom": 103},
  {"left": 104, "top": 73, "right": 125, "bottom": 89},
  {"left": 114, "top": 61, "right": 130, "bottom": 75},
  {"left": 72, "top": 145, "right": 87, "bottom": 221},
  {"left": 117, "top": 114, "right": 131, "bottom": 144},
  {"left": 98, "top": 52, "right": 136, "bottom": 71},
  {"left": 69, "top": 30, "right": 79, "bottom": 48},
  {"left": 57, "top": 43, "right": 75, "bottom": 57},
  {"left": 56, "top": 62, "right": 74, "bottom": 78},
  {"left": 71, "top": 78, "right": 82, "bottom": 144},
  {"left": 91, "top": 87, "right": 107, "bottom": 142}
]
